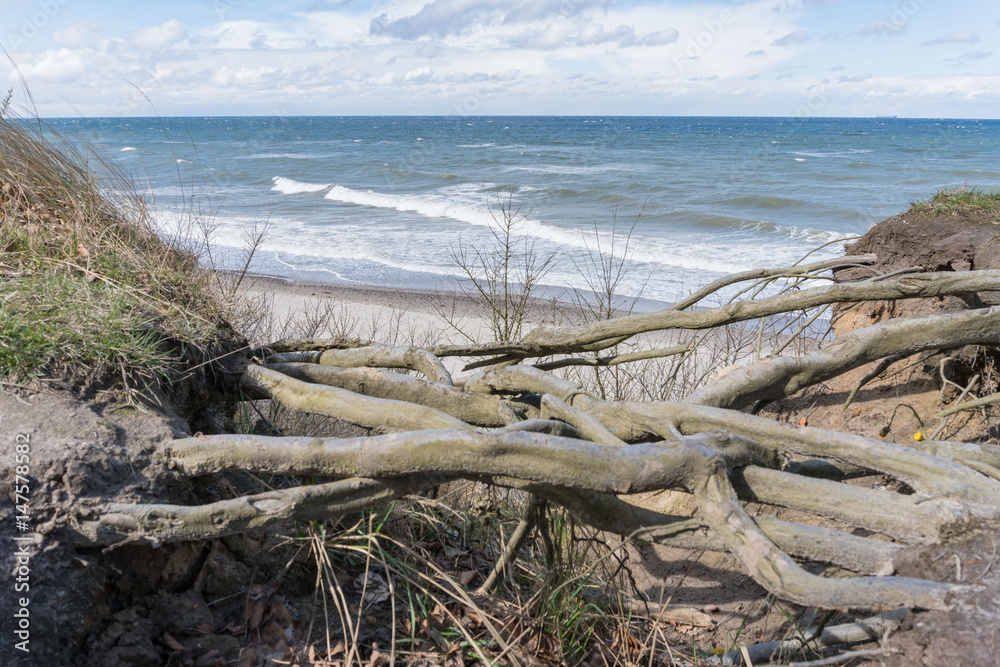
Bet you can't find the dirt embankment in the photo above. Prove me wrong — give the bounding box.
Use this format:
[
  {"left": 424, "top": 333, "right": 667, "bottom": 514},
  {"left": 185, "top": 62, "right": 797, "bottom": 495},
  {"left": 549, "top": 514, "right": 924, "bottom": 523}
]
[
  {"left": 771, "top": 203, "right": 1000, "bottom": 666},
  {"left": 0, "top": 378, "right": 297, "bottom": 666}
]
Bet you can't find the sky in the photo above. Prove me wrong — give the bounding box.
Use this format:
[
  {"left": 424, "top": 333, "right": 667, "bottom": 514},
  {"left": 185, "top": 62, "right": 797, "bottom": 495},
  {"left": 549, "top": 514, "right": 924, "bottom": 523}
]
[{"left": 1, "top": 0, "right": 998, "bottom": 118}]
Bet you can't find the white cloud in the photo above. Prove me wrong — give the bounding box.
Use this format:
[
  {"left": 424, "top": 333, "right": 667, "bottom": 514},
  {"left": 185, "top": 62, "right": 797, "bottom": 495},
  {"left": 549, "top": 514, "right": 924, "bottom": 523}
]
[
  {"left": 131, "top": 19, "right": 186, "bottom": 50},
  {"left": 860, "top": 18, "right": 905, "bottom": 37},
  {"left": 52, "top": 23, "right": 100, "bottom": 48},
  {"left": 923, "top": 30, "right": 979, "bottom": 46},
  {"left": 7, "top": 0, "right": 999, "bottom": 118},
  {"left": 21, "top": 48, "right": 87, "bottom": 82},
  {"left": 415, "top": 42, "right": 445, "bottom": 58},
  {"left": 404, "top": 66, "right": 433, "bottom": 83},
  {"left": 641, "top": 29, "right": 679, "bottom": 46},
  {"left": 771, "top": 29, "right": 809, "bottom": 46},
  {"left": 370, "top": 0, "right": 612, "bottom": 39},
  {"left": 211, "top": 66, "right": 276, "bottom": 86},
  {"left": 195, "top": 21, "right": 307, "bottom": 50},
  {"left": 941, "top": 50, "right": 993, "bottom": 66},
  {"left": 509, "top": 20, "right": 639, "bottom": 50}
]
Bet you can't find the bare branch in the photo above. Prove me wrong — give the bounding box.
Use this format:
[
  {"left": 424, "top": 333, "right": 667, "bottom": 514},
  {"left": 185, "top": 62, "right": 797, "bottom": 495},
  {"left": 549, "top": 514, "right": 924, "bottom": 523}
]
[
  {"left": 688, "top": 307, "right": 1000, "bottom": 410},
  {"left": 242, "top": 364, "right": 472, "bottom": 431}
]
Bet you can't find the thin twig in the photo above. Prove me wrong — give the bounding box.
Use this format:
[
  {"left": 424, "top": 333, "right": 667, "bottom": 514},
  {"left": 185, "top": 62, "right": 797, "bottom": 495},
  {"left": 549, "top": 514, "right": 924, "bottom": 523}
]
[
  {"left": 842, "top": 353, "right": 908, "bottom": 412},
  {"left": 476, "top": 495, "right": 539, "bottom": 595},
  {"left": 937, "top": 391, "right": 1000, "bottom": 419},
  {"left": 782, "top": 647, "right": 886, "bottom": 667},
  {"left": 931, "top": 374, "right": 980, "bottom": 439}
]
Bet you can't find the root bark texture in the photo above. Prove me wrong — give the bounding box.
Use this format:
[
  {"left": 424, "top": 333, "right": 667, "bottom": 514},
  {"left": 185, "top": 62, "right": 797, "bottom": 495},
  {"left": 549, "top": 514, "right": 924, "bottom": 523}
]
[{"left": 80, "top": 264, "right": 1000, "bottom": 613}]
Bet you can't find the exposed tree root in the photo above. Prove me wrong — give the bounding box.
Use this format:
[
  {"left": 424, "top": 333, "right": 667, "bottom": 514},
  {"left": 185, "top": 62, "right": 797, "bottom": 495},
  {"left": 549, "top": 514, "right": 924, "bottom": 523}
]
[
  {"left": 431, "top": 269, "right": 1000, "bottom": 359},
  {"left": 242, "top": 364, "right": 473, "bottom": 431},
  {"left": 687, "top": 307, "right": 1000, "bottom": 409},
  {"left": 74, "top": 264, "right": 1000, "bottom": 616},
  {"left": 77, "top": 475, "right": 440, "bottom": 546}
]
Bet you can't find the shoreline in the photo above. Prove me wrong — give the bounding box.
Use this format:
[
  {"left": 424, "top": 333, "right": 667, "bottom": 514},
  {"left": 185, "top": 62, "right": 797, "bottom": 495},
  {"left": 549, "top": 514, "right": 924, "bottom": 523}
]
[
  {"left": 234, "top": 271, "right": 477, "bottom": 317},
  {"left": 232, "top": 271, "right": 589, "bottom": 354},
  {"left": 232, "top": 270, "right": 828, "bottom": 346},
  {"left": 231, "top": 269, "right": 676, "bottom": 316}
]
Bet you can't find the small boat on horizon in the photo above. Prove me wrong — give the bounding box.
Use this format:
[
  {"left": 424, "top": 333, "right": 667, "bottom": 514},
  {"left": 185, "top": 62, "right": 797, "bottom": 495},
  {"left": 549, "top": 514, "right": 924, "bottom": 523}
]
[{"left": 877, "top": 114, "right": 898, "bottom": 119}]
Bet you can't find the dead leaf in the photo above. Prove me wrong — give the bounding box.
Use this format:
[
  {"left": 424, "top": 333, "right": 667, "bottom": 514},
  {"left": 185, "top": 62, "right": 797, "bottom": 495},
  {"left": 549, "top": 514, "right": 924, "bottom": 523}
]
[
  {"left": 456, "top": 570, "right": 477, "bottom": 586},
  {"left": 419, "top": 618, "right": 448, "bottom": 650},
  {"left": 428, "top": 603, "right": 450, "bottom": 630},
  {"left": 354, "top": 572, "right": 391, "bottom": 609},
  {"left": 369, "top": 643, "right": 388, "bottom": 667},
  {"left": 246, "top": 598, "right": 265, "bottom": 629},
  {"left": 194, "top": 650, "right": 223, "bottom": 667},
  {"left": 262, "top": 619, "right": 290, "bottom": 651},
  {"left": 443, "top": 643, "right": 465, "bottom": 667},
  {"left": 524, "top": 631, "right": 561, "bottom": 655},
  {"left": 272, "top": 597, "right": 295, "bottom": 628},
  {"left": 237, "top": 647, "right": 256, "bottom": 667},
  {"left": 161, "top": 631, "right": 186, "bottom": 652},
  {"left": 654, "top": 606, "right": 716, "bottom": 628}
]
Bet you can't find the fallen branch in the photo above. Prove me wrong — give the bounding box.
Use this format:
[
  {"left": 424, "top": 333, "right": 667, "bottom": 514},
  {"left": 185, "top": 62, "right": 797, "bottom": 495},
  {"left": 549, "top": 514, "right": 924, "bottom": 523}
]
[
  {"left": 263, "top": 362, "right": 525, "bottom": 427},
  {"left": 712, "top": 608, "right": 908, "bottom": 667},
  {"left": 936, "top": 391, "right": 1000, "bottom": 419},
  {"left": 687, "top": 307, "right": 1000, "bottom": 410},
  {"left": 76, "top": 475, "right": 441, "bottom": 546},
  {"left": 242, "top": 364, "right": 473, "bottom": 431},
  {"left": 317, "top": 343, "right": 453, "bottom": 385},
  {"left": 431, "top": 269, "right": 1000, "bottom": 359},
  {"left": 531, "top": 344, "right": 691, "bottom": 371},
  {"left": 669, "top": 254, "right": 877, "bottom": 312}
]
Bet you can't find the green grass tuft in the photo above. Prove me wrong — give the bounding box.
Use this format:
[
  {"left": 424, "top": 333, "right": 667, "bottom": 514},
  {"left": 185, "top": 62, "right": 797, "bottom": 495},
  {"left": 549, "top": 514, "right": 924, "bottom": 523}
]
[
  {"left": 910, "top": 186, "right": 1000, "bottom": 221},
  {"left": 0, "top": 104, "right": 229, "bottom": 390}
]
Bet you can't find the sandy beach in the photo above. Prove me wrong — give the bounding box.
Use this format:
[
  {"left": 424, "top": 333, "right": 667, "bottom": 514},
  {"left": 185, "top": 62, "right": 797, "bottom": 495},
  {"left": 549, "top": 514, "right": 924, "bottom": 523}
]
[
  {"left": 236, "top": 273, "right": 589, "bottom": 367},
  {"left": 233, "top": 271, "right": 758, "bottom": 387}
]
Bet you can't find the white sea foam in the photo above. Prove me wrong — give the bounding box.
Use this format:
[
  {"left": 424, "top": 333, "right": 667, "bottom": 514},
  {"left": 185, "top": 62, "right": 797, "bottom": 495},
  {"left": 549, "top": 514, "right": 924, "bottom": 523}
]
[
  {"left": 271, "top": 176, "right": 331, "bottom": 194},
  {"left": 246, "top": 153, "right": 326, "bottom": 160},
  {"left": 317, "top": 182, "right": 748, "bottom": 274},
  {"left": 121, "top": 147, "right": 137, "bottom": 152},
  {"left": 206, "top": 213, "right": 464, "bottom": 279},
  {"left": 323, "top": 184, "right": 496, "bottom": 227},
  {"left": 505, "top": 164, "right": 627, "bottom": 175},
  {"left": 791, "top": 149, "right": 874, "bottom": 158}
]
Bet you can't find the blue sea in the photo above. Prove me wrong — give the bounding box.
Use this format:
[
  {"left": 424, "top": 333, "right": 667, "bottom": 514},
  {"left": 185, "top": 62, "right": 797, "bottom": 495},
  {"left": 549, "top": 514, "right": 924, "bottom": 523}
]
[{"left": 50, "top": 116, "right": 1000, "bottom": 306}]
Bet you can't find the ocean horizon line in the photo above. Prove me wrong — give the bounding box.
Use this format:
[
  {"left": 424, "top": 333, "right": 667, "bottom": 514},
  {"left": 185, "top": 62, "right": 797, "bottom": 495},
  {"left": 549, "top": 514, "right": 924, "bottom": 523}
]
[{"left": 28, "top": 113, "right": 1000, "bottom": 122}]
